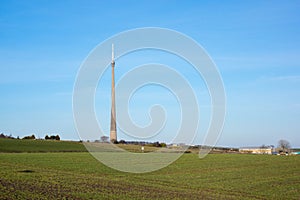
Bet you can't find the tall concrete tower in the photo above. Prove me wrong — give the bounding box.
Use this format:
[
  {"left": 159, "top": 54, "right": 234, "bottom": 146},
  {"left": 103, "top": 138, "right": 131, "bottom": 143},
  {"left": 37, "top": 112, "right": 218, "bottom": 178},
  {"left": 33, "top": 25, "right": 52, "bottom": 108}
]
[{"left": 110, "top": 44, "right": 117, "bottom": 142}]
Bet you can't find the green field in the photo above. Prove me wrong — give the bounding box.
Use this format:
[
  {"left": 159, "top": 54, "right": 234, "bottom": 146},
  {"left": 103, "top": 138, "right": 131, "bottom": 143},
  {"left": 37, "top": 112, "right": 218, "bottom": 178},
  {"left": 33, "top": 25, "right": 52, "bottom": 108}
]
[
  {"left": 0, "top": 139, "right": 299, "bottom": 199},
  {"left": 0, "top": 138, "right": 86, "bottom": 153}
]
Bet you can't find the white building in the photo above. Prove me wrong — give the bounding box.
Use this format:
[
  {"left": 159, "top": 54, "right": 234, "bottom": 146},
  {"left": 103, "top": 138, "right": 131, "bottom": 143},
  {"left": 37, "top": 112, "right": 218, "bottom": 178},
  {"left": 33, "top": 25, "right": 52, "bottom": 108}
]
[{"left": 239, "top": 146, "right": 273, "bottom": 154}]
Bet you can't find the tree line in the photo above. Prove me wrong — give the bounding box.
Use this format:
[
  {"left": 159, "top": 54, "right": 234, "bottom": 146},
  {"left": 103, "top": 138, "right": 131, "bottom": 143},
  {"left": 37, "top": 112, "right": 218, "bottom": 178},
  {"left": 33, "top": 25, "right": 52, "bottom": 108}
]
[
  {"left": 99, "top": 136, "right": 167, "bottom": 147},
  {"left": 0, "top": 133, "right": 60, "bottom": 141}
]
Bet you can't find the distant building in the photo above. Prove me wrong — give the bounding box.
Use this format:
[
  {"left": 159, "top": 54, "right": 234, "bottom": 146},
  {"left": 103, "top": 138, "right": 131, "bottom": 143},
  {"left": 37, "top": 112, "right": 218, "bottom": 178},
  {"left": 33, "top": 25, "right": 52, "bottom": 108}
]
[{"left": 239, "top": 146, "right": 274, "bottom": 154}]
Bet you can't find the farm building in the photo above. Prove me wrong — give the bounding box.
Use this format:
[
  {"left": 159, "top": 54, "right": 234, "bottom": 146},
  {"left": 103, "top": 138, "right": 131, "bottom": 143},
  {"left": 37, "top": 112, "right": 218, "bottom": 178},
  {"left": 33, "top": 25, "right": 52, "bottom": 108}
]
[{"left": 239, "top": 146, "right": 274, "bottom": 154}]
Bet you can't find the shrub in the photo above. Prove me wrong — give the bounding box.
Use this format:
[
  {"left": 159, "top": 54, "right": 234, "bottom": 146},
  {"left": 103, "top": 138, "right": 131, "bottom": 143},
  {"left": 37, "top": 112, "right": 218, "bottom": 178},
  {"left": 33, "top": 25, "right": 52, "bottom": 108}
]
[
  {"left": 22, "top": 134, "right": 36, "bottom": 140},
  {"left": 55, "top": 135, "right": 60, "bottom": 141},
  {"left": 45, "top": 134, "right": 60, "bottom": 141},
  {"left": 111, "top": 139, "right": 119, "bottom": 144},
  {"left": 119, "top": 140, "right": 126, "bottom": 144}
]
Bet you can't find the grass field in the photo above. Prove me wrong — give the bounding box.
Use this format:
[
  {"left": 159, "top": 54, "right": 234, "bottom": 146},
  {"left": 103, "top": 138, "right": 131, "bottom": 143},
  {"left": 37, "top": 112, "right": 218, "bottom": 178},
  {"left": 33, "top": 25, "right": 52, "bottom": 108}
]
[
  {"left": 0, "top": 139, "right": 300, "bottom": 199},
  {"left": 0, "top": 138, "right": 160, "bottom": 153},
  {"left": 0, "top": 138, "right": 86, "bottom": 153}
]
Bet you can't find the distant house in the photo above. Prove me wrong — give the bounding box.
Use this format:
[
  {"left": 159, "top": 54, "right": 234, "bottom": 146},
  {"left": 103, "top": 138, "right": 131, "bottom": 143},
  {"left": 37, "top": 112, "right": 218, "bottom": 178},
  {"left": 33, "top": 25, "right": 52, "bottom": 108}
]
[{"left": 239, "top": 146, "right": 274, "bottom": 154}]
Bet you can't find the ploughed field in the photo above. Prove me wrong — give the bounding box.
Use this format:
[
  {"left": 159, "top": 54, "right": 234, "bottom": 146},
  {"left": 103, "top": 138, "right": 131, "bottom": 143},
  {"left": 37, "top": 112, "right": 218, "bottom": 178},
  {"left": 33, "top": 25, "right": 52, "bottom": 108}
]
[{"left": 0, "top": 139, "right": 299, "bottom": 199}]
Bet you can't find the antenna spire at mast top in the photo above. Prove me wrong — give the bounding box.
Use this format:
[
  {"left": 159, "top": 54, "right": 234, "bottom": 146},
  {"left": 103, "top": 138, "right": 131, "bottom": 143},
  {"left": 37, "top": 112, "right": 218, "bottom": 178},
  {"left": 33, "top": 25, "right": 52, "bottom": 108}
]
[{"left": 112, "top": 44, "right": 114, "bottom": 62}]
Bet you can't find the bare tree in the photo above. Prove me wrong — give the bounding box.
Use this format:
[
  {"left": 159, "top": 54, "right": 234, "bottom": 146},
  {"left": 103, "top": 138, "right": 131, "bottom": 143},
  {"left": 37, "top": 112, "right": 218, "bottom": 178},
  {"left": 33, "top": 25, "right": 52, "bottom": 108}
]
[
  {"left": 100, "top": 136, "right": 109, "bottom": 143},
  {"left": 278, "top": 139, "right": 291, "bottom": 151}
]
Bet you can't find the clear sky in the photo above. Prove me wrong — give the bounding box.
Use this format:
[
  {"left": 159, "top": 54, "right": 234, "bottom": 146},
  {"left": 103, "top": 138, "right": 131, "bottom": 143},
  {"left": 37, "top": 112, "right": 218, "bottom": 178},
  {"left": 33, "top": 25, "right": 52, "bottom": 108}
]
[{"left": 1, "top": 0, "right": 300, "bottom": 147}]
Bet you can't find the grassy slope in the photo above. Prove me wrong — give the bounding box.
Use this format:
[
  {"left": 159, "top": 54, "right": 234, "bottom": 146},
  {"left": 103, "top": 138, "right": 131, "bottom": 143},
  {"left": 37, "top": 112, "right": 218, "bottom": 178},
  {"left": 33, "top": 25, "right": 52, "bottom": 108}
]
[
  {"left": 0, "top": 138, "right": 87, "bottom": 152},
  {"left": 0, "top": 138, "right": 163, "bottom": 153},
  {"left": 0, "top": 153, "right": 299, "bottom": 199}
]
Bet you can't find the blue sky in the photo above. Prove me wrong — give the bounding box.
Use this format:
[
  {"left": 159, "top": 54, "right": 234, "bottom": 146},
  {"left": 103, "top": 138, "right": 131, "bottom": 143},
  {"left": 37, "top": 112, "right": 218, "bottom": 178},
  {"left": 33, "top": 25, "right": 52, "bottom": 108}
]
[{"left": 1, "top": 0, "right": 300, "bottom": 147}]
